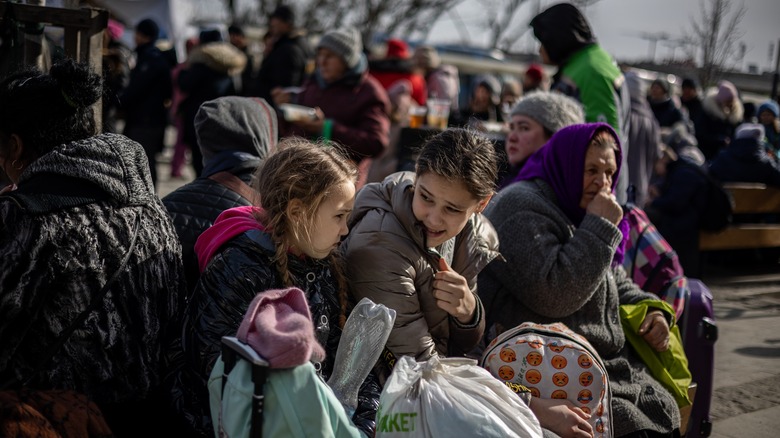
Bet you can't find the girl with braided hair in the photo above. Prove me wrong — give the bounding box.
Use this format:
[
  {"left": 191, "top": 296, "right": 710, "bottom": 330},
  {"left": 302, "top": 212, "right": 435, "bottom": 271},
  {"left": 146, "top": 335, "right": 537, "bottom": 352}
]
[{"left": 166, "top": 138, "right": 381, "bottom": 437}]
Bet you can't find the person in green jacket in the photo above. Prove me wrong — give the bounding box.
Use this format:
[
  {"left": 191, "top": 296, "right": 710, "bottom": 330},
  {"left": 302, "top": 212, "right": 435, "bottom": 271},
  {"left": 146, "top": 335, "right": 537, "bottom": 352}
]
[{"left": 530, "top": 2, "right": 632, "bottom": 204}]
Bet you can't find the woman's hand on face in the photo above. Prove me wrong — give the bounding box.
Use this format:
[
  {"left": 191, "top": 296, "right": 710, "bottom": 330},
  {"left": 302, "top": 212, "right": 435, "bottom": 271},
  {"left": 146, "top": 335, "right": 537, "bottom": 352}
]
[
  {"left": 638, "top": 309, "right": 671, "bottom": 352},
  {"left": 0, "top": 184, "right": 17, "bottom": 194},
  {"left": 586, "top": 190, "right": 623, "bottom": 225},
  {"left": 433, "top": 258, "right": 476, "bottom": 324},
  {"left": 530, "top": 397, "right": 594, "bottom": 438}
]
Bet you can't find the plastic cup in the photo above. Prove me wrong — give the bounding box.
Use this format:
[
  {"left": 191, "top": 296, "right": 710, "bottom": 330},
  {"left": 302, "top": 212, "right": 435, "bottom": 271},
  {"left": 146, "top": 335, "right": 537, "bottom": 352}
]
[
  {"left": 279, "top": 103, "right": 316, "bottom": 122},
  {"left": 426, "top": 98, "right": 451, "bottom": 130},
  {"left": 408, "top": 105, "right": 427, "bottom": 129}
]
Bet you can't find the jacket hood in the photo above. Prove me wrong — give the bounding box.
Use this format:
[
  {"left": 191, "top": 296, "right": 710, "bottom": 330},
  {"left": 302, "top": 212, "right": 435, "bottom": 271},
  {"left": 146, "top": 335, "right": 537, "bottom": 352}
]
[
  {"left": 530, "top": 3, "right": 596, "bottom": 65},
  {"left": 195, "top": 96, "right": 278, "bottom": 166},
  {"left": 702, "top": 90, "right": 744, "bottom": 125},
  {"left": 726, "top": 137, "right": 765, "bottom": 161},
  {"left": 624, "top": 71, "right": 654, "bottom": 120},
  {"left": 194, "top": 205, "right": 265, "bottom": 272},
  {"left": 189, "top": 41, "right": 247, "bottom": 75},
  {"left": 18, "top": 133, "right": 155, "bottom": 206},
  {"left": 350, "top": 171, "right": 424, "bottom": 247}
]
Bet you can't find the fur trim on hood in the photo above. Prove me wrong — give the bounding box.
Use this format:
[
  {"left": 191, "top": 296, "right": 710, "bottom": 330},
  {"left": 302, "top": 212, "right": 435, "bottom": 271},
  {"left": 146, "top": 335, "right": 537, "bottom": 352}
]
[
  {"left": 702, "top": 89, "right": 743, "bottom": 125},
  {"left": 188, "top": 42, "right": 247, "bottom": 75}
]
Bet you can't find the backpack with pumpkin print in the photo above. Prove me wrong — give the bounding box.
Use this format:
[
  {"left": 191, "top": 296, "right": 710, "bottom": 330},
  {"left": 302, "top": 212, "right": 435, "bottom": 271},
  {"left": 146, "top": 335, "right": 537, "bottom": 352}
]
[{"left": 479, "top": 322, "right": 613, "bottom": 438}]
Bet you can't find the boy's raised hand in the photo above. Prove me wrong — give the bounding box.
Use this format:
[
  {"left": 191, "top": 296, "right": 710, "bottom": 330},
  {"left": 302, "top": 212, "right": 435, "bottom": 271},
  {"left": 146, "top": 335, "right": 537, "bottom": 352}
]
[{"left": 433, "top": 257, "right": 476, "bottom": 324}]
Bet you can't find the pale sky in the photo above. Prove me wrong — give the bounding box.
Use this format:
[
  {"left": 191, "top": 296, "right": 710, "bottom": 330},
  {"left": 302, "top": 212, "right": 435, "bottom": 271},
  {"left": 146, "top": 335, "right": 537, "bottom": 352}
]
[{"left": 427, "top": 0, "right": 780, "bottom": 73}]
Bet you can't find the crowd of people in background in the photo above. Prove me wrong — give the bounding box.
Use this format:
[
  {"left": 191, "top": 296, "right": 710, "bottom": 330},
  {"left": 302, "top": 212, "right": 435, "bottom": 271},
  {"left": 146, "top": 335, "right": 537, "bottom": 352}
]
[{"left": 2, "top": 1, "right": 780, "bottom": 437}]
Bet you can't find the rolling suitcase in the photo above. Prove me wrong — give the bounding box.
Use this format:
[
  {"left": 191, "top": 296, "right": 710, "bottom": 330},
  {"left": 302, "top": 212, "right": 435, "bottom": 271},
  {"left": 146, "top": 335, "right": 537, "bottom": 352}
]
[{"left": 680, "top": 278, "right": 718, "bottom": 437}]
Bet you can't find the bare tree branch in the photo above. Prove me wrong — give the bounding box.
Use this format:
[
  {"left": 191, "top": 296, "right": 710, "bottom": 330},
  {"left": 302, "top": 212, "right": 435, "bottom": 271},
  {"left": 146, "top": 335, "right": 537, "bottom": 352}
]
[
  {"left": 291, "top": 0, "right": 463, "bottom": 47},
  {"left": 685, "top": 0, "right": 746, "bottom": 87}
]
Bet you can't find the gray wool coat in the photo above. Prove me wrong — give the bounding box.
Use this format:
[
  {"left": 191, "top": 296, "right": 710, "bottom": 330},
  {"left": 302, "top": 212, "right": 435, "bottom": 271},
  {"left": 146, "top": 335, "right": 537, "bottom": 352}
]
[
  {"left": 479, "top": 179, "right": 680, "bottom": 437},
  {"left": 0, "top": 133, "right": 184, "bottom": 405}
]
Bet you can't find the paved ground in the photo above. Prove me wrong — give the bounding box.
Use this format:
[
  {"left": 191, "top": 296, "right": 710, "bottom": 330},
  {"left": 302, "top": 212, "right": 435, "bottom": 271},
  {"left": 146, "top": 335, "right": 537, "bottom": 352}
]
[
  {"left": 156, "top": 150, "right": 780, "bottom": 438},
  {"left": 702, "top": 261, "right": 780, "bottom": 438}
]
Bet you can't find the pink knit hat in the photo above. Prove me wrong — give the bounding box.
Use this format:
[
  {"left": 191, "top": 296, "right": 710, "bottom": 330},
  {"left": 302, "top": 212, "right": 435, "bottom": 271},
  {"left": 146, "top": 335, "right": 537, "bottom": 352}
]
[
  {"left": 237, "top": 288, "right": 326, "bottom": 369},
  {"left": 716, "top": 80, "right": 737, "bottom": 105}
]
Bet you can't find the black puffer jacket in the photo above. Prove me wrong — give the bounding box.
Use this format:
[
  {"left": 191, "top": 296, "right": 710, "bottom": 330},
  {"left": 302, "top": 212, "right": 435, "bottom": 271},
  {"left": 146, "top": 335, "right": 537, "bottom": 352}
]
[
  {"left": 162, "top": 96, "right": 278, "bottom": 297},
  {"left": 162, "top": 162, "right": 258, "bottom": 294},
  {"left": 166, "top": 227, "right": 380, "bottom": 437}
]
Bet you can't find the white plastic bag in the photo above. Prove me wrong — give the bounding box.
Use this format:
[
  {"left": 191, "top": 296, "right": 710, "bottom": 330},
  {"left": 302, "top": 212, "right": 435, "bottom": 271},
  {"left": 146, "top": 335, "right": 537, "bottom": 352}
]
[
  {"left": 328, "top": 297, "right": 396, "bottom": 416},
  {"left": 376, "top": 356, "right": 543, "bottom": 438}
]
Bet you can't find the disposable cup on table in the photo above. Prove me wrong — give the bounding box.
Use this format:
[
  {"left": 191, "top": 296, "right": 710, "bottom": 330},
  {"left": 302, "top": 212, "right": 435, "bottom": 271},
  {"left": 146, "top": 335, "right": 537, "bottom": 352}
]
[
  {"left": 408, "top": 105, "right": 427, "bottom": 129},
  {"left": 279, "top": 103, "right": 317, "bottom": 122},
  {"left": 426, "top": 98, "right": 451, "bottom": 130}
]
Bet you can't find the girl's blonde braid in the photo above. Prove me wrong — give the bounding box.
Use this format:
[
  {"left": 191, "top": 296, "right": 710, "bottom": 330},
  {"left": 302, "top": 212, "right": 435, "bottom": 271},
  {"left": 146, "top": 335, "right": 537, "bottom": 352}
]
[
  {"left": 271, "top": 227, "right": 293, "bottom": 287},
  {"left": 328, "top": 253, "right": 350, "bottom": 328}
]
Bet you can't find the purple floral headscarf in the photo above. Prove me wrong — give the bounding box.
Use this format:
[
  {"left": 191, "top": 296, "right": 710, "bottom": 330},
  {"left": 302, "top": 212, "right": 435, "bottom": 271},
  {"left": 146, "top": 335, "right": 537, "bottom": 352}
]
[{"left": 515, "top": 122, "right": 629, "bottom": 265}]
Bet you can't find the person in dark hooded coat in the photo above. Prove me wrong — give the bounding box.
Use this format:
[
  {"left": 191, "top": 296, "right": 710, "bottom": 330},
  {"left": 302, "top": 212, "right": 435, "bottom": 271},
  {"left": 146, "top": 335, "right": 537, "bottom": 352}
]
[
  {"left": 177, "top": 30, "right": 247, "bottom": 177},
  {"left": 645, "top": 143, "right": 709, "bottom": 277},
  {"left": 710, "top": 123, "right": 780, "bottom": 187},
  {"left": 529, "top": 2, "right": 632, "bottom": 204},
  {"left": 162, "top": 96, "right": 278, "bottom": 296}
]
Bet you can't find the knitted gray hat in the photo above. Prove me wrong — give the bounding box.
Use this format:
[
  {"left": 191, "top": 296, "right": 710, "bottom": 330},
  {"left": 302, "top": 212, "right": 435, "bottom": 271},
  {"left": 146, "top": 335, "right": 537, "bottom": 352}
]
[
  {"left": 510, "top": 91, "right": 585, "bottom": 133},
  {"left": 317, "top": 27, "right": 362, "bottom": 69},
  {"left": 734, "top": 123, "right": 765, "bottom": 141}
]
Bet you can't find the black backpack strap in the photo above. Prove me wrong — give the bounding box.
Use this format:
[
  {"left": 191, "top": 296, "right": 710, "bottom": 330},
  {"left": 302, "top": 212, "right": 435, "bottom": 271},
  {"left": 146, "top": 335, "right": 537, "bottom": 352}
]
[
  {"left": 221, "top": 343, "right": 237, "bottom": 394},
  {"left": 251, "top": 363, "right": 268, "bottom": 438},
  {"left": 220, "top": 336, "right": 269, "bottom": 438}
]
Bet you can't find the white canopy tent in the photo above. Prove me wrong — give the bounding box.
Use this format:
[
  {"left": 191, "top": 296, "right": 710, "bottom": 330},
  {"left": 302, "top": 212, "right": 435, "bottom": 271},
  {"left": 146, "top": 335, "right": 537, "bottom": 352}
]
[{"left": 93, "top": 0, "right": 229, "bottom": 61}]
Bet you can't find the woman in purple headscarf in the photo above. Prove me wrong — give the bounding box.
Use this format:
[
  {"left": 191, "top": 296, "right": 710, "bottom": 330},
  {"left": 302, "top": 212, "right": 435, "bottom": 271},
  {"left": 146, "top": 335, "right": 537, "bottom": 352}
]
[{"left": 479, "top": 123, "right": 680, "bottom": 437}]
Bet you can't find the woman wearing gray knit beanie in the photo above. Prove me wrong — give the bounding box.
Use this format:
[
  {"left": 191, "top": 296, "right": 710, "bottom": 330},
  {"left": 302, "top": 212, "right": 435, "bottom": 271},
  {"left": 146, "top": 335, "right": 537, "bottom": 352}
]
[
  {"left": 499, "top": 91, "right": 584, "bottom": 189},
  {"left": 271, "top": 26, "right": 391, "bottom": 187}
]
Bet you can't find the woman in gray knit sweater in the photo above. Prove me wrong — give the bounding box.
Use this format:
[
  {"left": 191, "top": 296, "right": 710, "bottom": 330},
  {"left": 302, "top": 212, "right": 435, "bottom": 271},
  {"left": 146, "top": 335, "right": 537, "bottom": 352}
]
[{"left": 479, "top": 123, "right": 680, "bottom": 438}]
